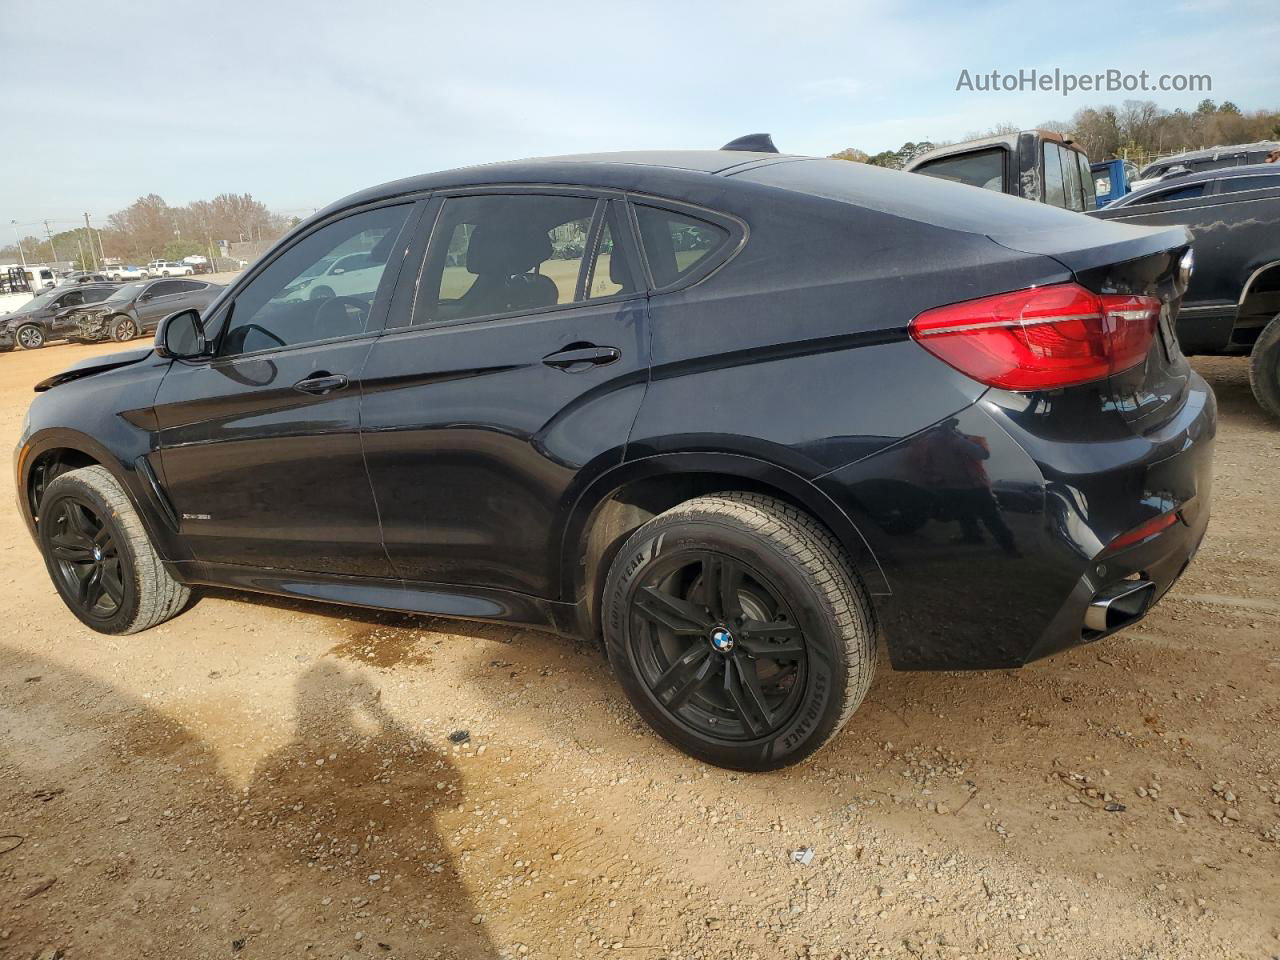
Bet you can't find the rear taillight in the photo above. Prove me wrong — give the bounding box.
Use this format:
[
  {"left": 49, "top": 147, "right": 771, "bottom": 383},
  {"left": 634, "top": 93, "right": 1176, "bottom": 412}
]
[{"left": 909, "top": 283, "right": 1160, "bottom": 391}]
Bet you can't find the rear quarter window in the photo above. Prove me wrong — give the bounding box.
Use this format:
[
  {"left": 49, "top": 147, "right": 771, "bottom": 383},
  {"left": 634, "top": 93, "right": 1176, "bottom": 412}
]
[{"left": 633, "top": 205, "right": 732, "bottom": 289}]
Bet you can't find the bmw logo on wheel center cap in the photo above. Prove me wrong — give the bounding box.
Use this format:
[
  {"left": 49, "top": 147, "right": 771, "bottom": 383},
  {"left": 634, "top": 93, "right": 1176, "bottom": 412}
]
[{"left": 709, "top": 626, "right": 735, "bottom": 653}]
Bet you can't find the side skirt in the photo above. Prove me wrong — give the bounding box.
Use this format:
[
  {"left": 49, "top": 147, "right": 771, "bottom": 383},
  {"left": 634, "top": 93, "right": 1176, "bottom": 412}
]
[{"left": 168, "top": 561, "right": 585, "bottom": 638}]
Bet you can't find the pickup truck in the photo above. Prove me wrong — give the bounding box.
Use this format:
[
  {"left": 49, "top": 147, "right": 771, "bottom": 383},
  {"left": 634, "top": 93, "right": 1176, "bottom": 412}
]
[
  {"left": 1090, "top": 158, "right": 1139, "bottom": 207},
  {"left": 1093, "top": 164, "right": 1280, "bottom": 418},
  {"left": 145, "top": 260, "right": 195, "bottom": 277},
  {"left": 904, "top": 129, "right": 1096, "bottom": 211}
]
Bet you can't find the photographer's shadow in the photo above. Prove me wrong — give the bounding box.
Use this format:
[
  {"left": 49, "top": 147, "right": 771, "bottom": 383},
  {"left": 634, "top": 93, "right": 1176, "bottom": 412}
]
[{"left": 246, "top": 659, "right": 496, "bottom": 956}]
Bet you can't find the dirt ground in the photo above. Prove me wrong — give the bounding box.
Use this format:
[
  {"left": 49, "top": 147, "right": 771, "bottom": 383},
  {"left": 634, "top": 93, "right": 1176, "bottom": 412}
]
[{"left": 0, "top": 340, "right": 1277, "bottom": 960}]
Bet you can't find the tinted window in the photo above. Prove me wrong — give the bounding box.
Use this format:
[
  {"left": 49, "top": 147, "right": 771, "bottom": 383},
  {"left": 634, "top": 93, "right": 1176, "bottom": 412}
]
[
  {"left": 913, "top": 148, "right": 1005, "bottom": 192},
  {"left": 59, "top": 291, "right": 84, "bottom": 307},
  {"left": 83, "top": 287, "right": 113, "bottom": 304},
  {"left": 1043, "top": 144, "right": 1067, "bottom": 208},
  {"left": 220, "top": 203, "right": 411, "bottom": 355},
  {"left": 170, "top": 280, "right": 205, "bottom": 294},
  {"left": 1216, "top": 175, "right": 1278, "bottom": 195},
  {"left": 634, "top": 206, "right": 730, "bottom": 288},
  {"left": 417, "top": 194, "right": 598, "bottom": 325},
  {"left": 149, "top": 280, "right": 183, "bottom": 297},
  {"left": 1132, "top": 183, "right": 1207, "bottom": 205},
  {"left": 1078, "top": 153, "right": 1097, "bottom": 208},
  {"left": 587, "top": 203, "right": 637, "bottom": 299}
]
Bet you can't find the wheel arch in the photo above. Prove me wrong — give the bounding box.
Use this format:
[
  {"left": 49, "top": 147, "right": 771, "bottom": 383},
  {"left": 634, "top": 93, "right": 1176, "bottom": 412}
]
[
  {"left": 560, "top": 453, "right": 889, "bottom": 641},
  {"left": 1237, "top": 259, "right": 1280, "bottom": 347},
  {"left": 17, "top": 429, "right": 184, "bottom": 562}
]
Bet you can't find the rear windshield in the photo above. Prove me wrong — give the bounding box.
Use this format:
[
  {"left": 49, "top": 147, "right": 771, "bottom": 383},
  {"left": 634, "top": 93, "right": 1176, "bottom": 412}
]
[{"left": 912, "top": 148, "right": 1005, "bottom": 192}]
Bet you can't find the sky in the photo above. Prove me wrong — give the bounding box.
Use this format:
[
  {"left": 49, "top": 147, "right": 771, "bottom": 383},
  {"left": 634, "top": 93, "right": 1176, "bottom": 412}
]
[{"left": 1, "top": 0, "right": 1276, "bottom": 234}]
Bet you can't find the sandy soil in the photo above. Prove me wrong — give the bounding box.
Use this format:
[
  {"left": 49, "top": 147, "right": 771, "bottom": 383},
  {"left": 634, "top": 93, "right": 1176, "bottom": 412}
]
[{"left": 0, "top": 340, "right": 1277, "bottom": 960}]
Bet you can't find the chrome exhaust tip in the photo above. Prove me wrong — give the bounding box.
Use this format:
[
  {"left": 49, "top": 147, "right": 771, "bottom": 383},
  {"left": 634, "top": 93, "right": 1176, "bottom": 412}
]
[{"left": 1085, "top": 580, "right": 1156, "bottom": 633}]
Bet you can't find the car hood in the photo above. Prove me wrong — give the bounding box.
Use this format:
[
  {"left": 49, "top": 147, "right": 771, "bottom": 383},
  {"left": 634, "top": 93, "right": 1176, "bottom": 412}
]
[{"left": 34, "top": 346, "right": 155, "bottom": 392}]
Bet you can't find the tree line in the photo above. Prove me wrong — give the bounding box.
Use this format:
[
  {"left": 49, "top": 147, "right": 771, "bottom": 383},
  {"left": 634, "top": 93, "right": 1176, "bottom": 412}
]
[
  {"left": 831, "top": 99, "right": 1280, "bottom": 169},
  {"left": 2, "top": 193, "right": 295, "bottom": 270}
]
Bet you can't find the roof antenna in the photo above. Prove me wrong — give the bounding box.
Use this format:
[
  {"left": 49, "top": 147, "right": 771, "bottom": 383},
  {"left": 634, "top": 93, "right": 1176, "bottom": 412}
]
[{"left": 720, "top": 133, "right": 779, "bottom": 153}]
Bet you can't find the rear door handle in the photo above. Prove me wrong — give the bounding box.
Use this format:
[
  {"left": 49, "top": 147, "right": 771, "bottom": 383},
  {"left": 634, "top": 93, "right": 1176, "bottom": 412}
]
[
  {"left": 542, "top": 345, "right": 620, "bottom": 371},
  {"left": 293, "top": 373, "right": 349, "bottom": 395}
]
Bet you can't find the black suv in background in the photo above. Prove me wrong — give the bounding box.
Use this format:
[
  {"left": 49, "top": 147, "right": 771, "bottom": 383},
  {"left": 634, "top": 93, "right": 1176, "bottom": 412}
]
[
  {"left": 16, "top": 148, "right": 1215, "bottom": 770},
  {"left": 0, "top": 283, "right": 119, "bottom": 350},
  {"left": 1094, "top": 164, "right": 1280, "bottom": 417},
  {"left": 65, "top": 277, "right": 224, "bottom": 342}
]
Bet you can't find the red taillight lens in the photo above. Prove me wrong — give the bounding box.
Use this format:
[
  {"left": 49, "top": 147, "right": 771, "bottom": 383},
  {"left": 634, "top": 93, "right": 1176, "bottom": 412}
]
[
  {"left": 909, "top": 283, "right": 1160, "bottom": 391},
  {"left": 1102, "top": 511, "right": 1180, "bottom": 554}
]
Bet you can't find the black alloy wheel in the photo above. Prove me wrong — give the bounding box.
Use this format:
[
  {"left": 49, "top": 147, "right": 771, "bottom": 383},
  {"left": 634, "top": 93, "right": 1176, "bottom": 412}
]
[
  {"left": 45, "top": 497, "right": 126, "bottom": 621},
  {"left": 629, "top": 551, "right": 808, "bottom": 741}
]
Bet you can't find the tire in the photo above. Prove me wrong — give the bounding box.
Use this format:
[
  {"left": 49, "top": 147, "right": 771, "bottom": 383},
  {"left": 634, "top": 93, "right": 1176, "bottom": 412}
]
[
  {"left": 110, "top": 315, "right": 139, "bottom": 341},
  {"left": 602, "top": 492, "right": 876, "bottom": 771},
  {"left": 37, "top": 465, "right": 190, "bottom": 635},
  {"left": 1249, "top": 313, "right": 1280, "bottom": 421},
  {"left": 16, "top": 324, "right": 45, "bottom": 349}
]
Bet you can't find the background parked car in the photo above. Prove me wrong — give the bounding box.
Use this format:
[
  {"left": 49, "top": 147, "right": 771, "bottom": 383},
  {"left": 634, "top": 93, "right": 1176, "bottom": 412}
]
[
  {"left": 103, "top": 264, "right": 148, "bottom": 281},
  {"left": 0, "top": 283, "right": 118, "bottom": 350},
  {"left": 1093, "top": 163, "right": 1280, "bottom": 417},
  {"left": 145, "top": 260, "right": 195, "bottom": 277},
  {"left": 68, "top": 277, "right": 222, "bottom": 342},
  {"left": 905, "top": 129, "right": 1097, "bottom": 211},
  {"left": 55, "top": 271, "right": 116, "bottom": 287},
  {"left": 1130, "top": 140, "right": 1279, "bottom": 191}
]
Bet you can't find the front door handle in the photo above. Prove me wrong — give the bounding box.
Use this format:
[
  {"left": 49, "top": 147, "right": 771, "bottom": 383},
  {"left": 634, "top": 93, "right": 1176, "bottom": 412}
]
[
  {"left": 542, "top": 345, "right": 621, "bottom": 372},
  {"left": 293, "top": 373, "right": 349, "bottom": 395}
]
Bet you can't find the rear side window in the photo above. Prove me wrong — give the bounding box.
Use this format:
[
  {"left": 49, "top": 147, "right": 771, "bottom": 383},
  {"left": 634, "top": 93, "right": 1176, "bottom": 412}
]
[
  {"left": 415, "top": 193, "right": 636, "bottom": 326},
  {"left": 634, "top": 206, "right": 730, "bottom": 288},
  {"left": 1077, "top": 152, "right": 1097, "bottom": 208},
  {"left": 1043, "top": 145, "right": 1067, "bottom": 208},
  {"left": 1061, "top": 147, "right": 1084, "bottom": 211},
  {"left": 1216, "top": 175, "right": 1278, "bottom": 195},
  {"left": 913, "top": 148, "right": 1005, "bottom": 192}
]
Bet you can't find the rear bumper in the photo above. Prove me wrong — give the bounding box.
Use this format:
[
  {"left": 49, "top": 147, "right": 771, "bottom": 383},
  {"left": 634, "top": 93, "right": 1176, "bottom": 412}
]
[{"left": 817, "top": 374, "right": 1216, "bottom": 669}]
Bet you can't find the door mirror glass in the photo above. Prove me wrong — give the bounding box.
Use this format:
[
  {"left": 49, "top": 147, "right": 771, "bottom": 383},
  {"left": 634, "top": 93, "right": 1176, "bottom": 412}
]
[{"left": 155, "top": 309, "right": 207, "bottom": 359}]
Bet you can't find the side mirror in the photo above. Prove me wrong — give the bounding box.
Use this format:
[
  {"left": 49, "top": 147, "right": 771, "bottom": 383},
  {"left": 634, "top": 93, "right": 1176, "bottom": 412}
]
[{"left": 155, "top": 309, "right": 208, "bottom": 359}]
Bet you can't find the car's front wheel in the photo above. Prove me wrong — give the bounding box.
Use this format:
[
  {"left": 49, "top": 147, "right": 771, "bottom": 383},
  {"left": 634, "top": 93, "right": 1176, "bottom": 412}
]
[
  {"left": 1250, "top": 313, "right": 1280, "bottom": 420},
  {"left": 37, "top": 465, "right": 190, "bottom": 634},
  {"left": 16, "top": 324, "right": 45, "bottom": 349},
  {"left": 602, "top": 493, "right": 877, "bottom": 771},
  {"left": 110, "top": 316, "right": 139, "bottom": 341}
]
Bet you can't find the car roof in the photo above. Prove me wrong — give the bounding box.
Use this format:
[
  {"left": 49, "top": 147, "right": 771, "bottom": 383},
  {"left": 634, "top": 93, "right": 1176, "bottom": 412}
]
[
  {"left": 318, "top": 150, "right": 804, "bottom": 217},
  {"left": 1113, "top": 162, "right": 1280, "bottom": 205},
  {"left": 1143, "top": 141, "right": 1279, "bottom": 168},
  {"left": 905, "top": 129, "right": 1084, "bottom": 171}
]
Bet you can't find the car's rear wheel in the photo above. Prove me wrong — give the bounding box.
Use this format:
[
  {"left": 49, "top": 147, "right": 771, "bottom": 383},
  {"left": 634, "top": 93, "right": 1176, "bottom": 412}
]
[
  {"left": 37, "top": 465, "right": 190, "bottom": 634},
  {"left": 110, "top": 316, "right": 139, "bottom": 341},
  {"left": 1249, "top": 313, "right": 1280, "bottom": 420},
  {"left": 602, "top": 492, "right": 876, "bottom": 771},
  {"left": 16, "top": 324, "right": 45, "bottom": 349}
]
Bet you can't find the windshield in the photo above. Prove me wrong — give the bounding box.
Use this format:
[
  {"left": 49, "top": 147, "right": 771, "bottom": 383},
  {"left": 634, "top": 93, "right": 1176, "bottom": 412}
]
[
  {"left": 18, "top": 290, "right": 58, "bottom": 311},
  {"left": 107, "top": 281, "right": 147, "bottom": 302}
]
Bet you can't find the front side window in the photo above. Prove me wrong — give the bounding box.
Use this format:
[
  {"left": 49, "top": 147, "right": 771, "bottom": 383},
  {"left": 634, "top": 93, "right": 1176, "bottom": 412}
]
[
  {"left": 634, "top": 205, "right": 731, "bottom": 288},
  {"left": 1043, "top": 144, "right": 1067, "bottom": 208},
  {"left": 148, "top": 280, "right": 183, "bottom": 298},
  {"left": 913, "top": 148, "right": 1005, "bottom": 193},
  {"left": 417, "top": 194, "right": 607, "bottom": 325},
  {"left": 83, "top": 287, "right": 112, "bottom": 304},
  {"left": 220, "top": 204, "right": 411, "bottom": 355}
]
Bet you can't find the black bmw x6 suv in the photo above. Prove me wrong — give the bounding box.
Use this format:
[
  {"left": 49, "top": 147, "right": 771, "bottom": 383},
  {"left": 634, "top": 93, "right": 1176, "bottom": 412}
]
[{"left": 16, "top": 148, "right": 1215, "bottom": 770}]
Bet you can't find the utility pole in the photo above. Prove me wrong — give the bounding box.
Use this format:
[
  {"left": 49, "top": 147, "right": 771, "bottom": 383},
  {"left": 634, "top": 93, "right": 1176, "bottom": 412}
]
[
  {"left": 83, "top": 213, "right": 99, "bottom": 270},
  {"left": 9, "top": 220, "right": 26, "bottom": 267},
  {"left": 43, "top": 219, "right": 60, "bottom": 263},
  {"left": 76, "top": 236, "right": 87, "bottom": 271}
]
